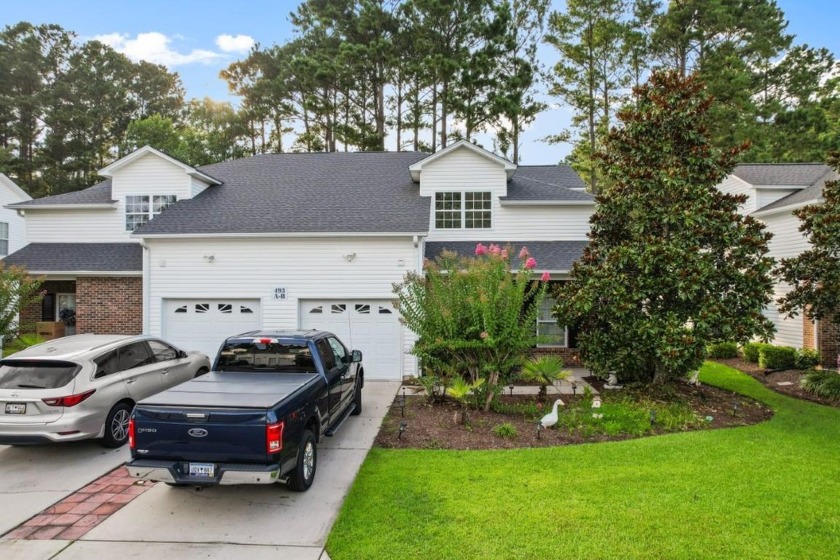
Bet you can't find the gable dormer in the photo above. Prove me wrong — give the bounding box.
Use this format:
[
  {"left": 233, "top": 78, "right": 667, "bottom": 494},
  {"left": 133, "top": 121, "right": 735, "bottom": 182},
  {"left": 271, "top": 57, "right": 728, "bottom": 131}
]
[{"left": 100, "top": 146, "right": 221, "bottom": 234}]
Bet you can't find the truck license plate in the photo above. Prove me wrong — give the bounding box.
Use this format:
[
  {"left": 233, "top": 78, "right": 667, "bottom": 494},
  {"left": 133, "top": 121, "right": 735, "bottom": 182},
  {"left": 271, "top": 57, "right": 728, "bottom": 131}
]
[
  {"left": 5, "top": 403, "right": 26, "bottom": 414},
  {"left": 189, "top": 463, "right": 215, "bottom": 477}
]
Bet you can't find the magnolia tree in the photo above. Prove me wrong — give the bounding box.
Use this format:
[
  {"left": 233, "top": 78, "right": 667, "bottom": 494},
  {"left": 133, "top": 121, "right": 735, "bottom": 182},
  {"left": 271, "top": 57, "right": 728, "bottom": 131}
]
[
  {"left": 394, "top": 243, "right": 549, "bottom": 411},
  {"left": 777, "top": 153, "right": 840, "bottom": 337},
  {"left": 555, "top": 71, "right": 776, "bottom": 385}
]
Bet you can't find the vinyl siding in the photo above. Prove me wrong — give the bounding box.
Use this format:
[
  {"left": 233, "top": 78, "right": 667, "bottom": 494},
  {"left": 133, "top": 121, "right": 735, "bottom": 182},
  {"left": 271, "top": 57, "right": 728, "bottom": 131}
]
[
  {"left": 110, "top": 153, "right": 192, "bottom": 200},
  {"left": 717, "top": 175, "right": 757, "bottom": 213},
  {"left": 191, "top": 177, "right": 210, "bottom": 198},
  {"left": 0, "top": 180, "right": 29, "bottom": 255},
  {"left": 145, "top": 236, "right": 421, "bottom": 377},
  {"left": 419, "top": 147, "right": 508, "bottom": 198},
  {"left": 761, "top": 211, "right": 809, "bottom": 347},
  {"left": 756, "top": 188, "right": 797, "bottom": 211},
  {"left": 26, "top": 208, "right": 128, "bottom": 243}
]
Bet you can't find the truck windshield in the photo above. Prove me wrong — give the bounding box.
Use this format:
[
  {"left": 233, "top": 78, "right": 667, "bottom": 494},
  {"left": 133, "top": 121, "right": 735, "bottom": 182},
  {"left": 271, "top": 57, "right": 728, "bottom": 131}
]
[{"left": 215, "top": 339, "right": 317, "bottom": 373}]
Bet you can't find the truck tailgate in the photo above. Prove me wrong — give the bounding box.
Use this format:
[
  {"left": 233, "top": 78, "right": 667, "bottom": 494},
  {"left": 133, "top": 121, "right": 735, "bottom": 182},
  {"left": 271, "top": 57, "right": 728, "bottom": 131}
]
[{"left": 132, "top": 405, "right": 273, "bottom": 463}]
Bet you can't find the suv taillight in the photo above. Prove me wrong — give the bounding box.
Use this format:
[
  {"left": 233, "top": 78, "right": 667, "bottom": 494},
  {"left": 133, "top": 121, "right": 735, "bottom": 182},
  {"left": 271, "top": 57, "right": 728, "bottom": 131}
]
[
  {"left": 128, "top": 417, "right": 135, "bottom": 449},
  {"left": 42, "top": 389, "right": 96, "bottom": 407},
  {"left": 266, "top": 421, "right": 284, "bottom": 454}
]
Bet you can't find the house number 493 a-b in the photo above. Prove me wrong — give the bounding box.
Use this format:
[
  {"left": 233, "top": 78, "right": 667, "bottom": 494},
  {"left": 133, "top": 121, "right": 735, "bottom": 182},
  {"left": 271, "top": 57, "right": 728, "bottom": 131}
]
[{"left": 274, "top": 288, "right": 287, "bottom": 300}]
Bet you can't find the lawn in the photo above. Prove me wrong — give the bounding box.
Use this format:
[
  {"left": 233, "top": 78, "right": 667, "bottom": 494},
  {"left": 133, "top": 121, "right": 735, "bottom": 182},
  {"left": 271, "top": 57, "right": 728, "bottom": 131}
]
[{"left": 327, "top": 362, "right": 840, "bottom": 560}]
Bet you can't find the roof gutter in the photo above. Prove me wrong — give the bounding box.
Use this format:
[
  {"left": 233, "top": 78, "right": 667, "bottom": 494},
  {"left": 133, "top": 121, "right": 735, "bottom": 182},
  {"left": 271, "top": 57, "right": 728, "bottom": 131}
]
[
  {"left": 499, "top": 200, "right": 595, "bottom": 206},
  {"left": 5, "top": 203, "right": 116, "bottom": 210},
  {"left": 23, "top": 271, "right": 142, "bottom": 277},
  {"left": 132, "top": 231, "right": 430, "bottom": 240}
]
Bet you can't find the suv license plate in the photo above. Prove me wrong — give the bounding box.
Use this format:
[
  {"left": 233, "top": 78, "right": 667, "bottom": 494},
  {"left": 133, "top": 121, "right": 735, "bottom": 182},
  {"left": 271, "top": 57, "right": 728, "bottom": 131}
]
[
  {"left": 5, "top": 403, "right": 26, "bottom": 414},
  {"left": 189, "top": 463, "right": 215, "bottom": 477}
]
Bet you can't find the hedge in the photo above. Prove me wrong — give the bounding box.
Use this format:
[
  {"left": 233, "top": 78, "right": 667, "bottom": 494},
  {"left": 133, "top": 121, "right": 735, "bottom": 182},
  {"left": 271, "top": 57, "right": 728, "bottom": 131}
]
[{"left": 758, "top": 345, "right": 798, "bottom": 370}]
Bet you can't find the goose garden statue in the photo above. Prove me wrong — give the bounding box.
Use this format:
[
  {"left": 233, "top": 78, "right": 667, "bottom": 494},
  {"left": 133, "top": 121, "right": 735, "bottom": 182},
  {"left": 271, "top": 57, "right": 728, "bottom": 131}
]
[{"left": 540, "top": 399, "right": 565, "bottom": 429}]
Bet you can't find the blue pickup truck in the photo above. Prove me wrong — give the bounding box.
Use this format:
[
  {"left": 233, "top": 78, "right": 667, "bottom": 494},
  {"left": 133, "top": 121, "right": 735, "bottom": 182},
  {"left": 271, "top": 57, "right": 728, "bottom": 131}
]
[{"left": 126, "top": 330, "right": 363, "bottom": 491}]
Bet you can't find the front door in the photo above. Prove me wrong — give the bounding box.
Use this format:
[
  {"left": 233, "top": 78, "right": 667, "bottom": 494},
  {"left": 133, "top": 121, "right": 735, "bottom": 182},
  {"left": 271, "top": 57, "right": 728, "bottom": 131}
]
[{"left": 57, "top": 293, "right": 76, "bottom": 336}]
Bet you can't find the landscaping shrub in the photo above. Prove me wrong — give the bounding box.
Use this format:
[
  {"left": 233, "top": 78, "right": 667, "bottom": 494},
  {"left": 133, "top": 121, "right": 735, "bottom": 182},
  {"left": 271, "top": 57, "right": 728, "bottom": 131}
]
[
  {"left": 795, "top": 349, "right": 820, "bottom": 370},
  {"left": 758, "top": 345, "right": 797, "bottom": 369},
  {"left": 706, "top": 341, "right": 738, "bottom": 359},
  {"left": 742, "top": 342, "right": 771, "bottom": 363},
  {"left": 801, "top": 370, "right": 840, "bottom": 400},
  {"left": 492, "top": 422, "right": 518, "bottom": 439}
]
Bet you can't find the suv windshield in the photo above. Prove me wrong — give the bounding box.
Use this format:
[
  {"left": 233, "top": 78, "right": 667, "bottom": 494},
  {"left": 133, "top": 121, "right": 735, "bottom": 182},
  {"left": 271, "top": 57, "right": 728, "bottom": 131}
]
[
  {"left": 216, "top": 339, "right": 317, "bottom": 373},
  {"left": 0, "top": 360, "right": 81, "bottom": 389}
]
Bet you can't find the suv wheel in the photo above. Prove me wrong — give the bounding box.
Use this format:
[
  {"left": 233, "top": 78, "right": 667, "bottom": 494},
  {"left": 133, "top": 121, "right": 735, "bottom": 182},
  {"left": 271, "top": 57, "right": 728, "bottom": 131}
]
[{"left": 100, "top": 402, "right": 132, "bottom": 448}]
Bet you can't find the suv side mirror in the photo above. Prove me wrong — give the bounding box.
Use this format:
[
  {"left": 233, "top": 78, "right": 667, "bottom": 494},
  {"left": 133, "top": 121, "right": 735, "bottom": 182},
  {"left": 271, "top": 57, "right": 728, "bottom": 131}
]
[{"left": 351, "top": 350, "right": 363, "bottom": 363}]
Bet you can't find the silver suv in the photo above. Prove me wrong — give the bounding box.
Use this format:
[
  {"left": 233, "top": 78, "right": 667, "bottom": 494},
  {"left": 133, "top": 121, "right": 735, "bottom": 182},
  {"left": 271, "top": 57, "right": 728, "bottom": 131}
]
[{"left": 0, "top": 334, "right": 210, "bottom": 447}]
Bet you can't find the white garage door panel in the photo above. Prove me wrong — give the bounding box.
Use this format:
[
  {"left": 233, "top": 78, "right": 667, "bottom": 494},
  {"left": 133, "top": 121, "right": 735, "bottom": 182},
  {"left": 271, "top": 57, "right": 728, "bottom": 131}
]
[
  {"left": 163, "top": 299, "right": 262, "bottom": 360},
  {"left": 300, "top": 300, "right": 401, "bottom": 380}
]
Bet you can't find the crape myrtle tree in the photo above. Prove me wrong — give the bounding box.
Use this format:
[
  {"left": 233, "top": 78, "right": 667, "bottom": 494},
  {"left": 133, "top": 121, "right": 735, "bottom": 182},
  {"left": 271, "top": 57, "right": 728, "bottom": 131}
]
[
  {"left": 554, "top": 71, "right": 775, "bottom": 385},
  {"left": 394, "top": 244, "right": 549, "bottom": 410},
  {"left": 776, "top": 153, "right": 840, "bottom": 335},
  {"left": 0, "top": 264, "right": 43, "bottom": 346}
]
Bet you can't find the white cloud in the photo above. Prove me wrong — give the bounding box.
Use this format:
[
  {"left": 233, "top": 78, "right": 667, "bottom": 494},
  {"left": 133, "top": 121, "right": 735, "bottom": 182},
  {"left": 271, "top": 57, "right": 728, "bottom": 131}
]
[
  {"left": 94, "top": 32, "right": 223, "bottom": 67},
  {"left": 215, "top": 34, "right": 255, "bottom": 54}
]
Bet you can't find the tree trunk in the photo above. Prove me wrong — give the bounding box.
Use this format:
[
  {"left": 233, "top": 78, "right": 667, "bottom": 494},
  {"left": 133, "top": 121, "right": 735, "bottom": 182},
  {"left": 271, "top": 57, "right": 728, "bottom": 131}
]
[
  {"left": 440, "top": 80, "right": 448, "bottom": 149},
  {"left": 431, "top": 85, "right": 438, "bottom": 152},
  {"left": 483, "top": 370, "right": 500, "bottom": 412}
]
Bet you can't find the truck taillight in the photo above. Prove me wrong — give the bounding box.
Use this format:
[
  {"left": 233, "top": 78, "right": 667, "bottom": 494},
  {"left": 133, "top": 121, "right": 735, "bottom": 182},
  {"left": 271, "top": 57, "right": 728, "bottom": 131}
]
[
  {"left": 128, "top": 417, "right": 135, "bottom": 450},
  {"left": 266, "top": 421, "right": 284, "bottom": 454}
]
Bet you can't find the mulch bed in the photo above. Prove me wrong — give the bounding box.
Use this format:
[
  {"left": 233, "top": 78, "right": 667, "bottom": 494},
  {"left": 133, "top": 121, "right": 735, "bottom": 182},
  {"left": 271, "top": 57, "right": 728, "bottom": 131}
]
[
  {"left": 376, "top": 380, "right": 772, "bottom": 450},
  {"left": 716, "top": 357, "right": 840, "bottom": 408}
]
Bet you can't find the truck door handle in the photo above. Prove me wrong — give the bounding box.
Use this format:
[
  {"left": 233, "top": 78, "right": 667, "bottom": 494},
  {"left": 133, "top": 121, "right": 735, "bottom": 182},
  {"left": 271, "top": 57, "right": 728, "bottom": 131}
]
[
  {"left": 161, "top": 370, "right": 170, "bottom": 375},
  {"left": 126, "top": 379, "right": 136, "bottom": 384}
]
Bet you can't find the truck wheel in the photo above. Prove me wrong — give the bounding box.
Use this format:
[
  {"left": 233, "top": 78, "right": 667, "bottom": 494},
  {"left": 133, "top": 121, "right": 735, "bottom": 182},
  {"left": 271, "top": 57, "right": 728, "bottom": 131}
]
[
  {"left": 350, "top": 378, "right": 362, "bottom": 416},
  {"left": 100, "top": 402, "right": 132, "bottom": 448},
  {"left": 287, "top": 429, "right": 317, "bottom": 492}
]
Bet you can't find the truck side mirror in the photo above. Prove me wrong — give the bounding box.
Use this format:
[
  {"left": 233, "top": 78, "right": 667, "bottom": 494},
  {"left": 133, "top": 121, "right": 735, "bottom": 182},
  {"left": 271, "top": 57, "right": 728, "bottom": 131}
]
[{"left": 351, "top": 350, "right": 363, "bottom": 363}]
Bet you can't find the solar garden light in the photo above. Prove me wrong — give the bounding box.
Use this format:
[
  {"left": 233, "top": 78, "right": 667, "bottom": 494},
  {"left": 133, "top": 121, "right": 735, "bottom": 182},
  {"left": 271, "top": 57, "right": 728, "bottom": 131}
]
[
  {"left": 732, "top": 401, "right": 740, "bottom": 416},
  {"left": 398, "top": 388, "right": 406, "bottom": 417},
  {"left": 536, "top": 420, "right": 542, "bottom": 440},
  {"left": 398, "top": 421, "right": 408, "bottom": 440},
  {"left": 649, "top": 410, "right": 657, "bottom": 426},
  {"left": 433, "top": 379, "right": 441, "bottom": 399},
  {"left": 571, "top": 381, "right": 578, "bottom": 396},
  {"left": 509, "top": 382, "right": 515, "bottom": 397}
]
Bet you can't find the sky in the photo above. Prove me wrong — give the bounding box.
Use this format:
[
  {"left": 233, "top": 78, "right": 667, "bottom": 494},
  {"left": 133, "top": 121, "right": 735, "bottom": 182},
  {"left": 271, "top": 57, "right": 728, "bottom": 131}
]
[{"left": 2, "top": 0, "right": 839, "bottom": 165}]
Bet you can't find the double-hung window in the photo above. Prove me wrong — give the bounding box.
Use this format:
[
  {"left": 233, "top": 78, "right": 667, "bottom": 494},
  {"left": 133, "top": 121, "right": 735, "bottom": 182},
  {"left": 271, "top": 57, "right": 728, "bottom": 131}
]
[
  {"left": 0, "top": 222, "right": 8, "bottom": 256},
  {"left": 536, "top": 296, "right": 567, "bottom": 347},
  {"left": 434, "top": 192, "right": 491, "bottom": 229},
  {"left": 125, "top": 195, "right": 176, "bottom": 231}
]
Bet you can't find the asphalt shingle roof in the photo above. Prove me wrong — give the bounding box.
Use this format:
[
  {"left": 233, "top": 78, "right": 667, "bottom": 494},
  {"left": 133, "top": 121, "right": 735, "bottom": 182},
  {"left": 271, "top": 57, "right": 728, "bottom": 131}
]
[
  {"left": 733, "top": 163, "right": 832, "bottom": 187},
  {"left": 505, "top": 166, "right": 592, "bottom": 201},
  {"left": 3, "top": 243, "right": 142, "bottom": 272},
  {"left": 424, "top": 240, "right": 588, "bottom": 272},
  {"left": 136, "top": 152, "right": 432, "bottom": 235},
  {"left": 11, "top": 180, "right": 114, "bottom": 206}
]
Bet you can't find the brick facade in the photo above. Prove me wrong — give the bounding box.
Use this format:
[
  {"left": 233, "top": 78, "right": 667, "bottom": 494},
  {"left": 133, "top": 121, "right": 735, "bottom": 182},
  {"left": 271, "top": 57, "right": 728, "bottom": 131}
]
[
  {"left": 20, "top": 280, "right": 76, "bottom": 332},
  {"left": 76, "top": 277, "right": 143, "bottom": 335},
  {"left": 818, "top": 318, "right": 840, "bottom": 369}
]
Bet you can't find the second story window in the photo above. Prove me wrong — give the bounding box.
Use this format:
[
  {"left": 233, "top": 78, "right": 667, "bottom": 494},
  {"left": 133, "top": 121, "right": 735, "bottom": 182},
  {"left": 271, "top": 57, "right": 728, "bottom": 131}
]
[
  {"left": 0, "top": 222, "right": 8, "bottom": 256},
  {"left": 126, "top": 195, "right": 176, "bottom": 231},
  {"left": 435, "top": 192, "right": 491, "bottom": 229}
]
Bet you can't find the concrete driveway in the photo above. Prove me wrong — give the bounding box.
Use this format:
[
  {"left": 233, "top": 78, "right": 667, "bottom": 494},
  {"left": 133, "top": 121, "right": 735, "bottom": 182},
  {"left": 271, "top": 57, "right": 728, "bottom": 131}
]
[{"left": 1, "top": 381, "right": 399, "bottom": 560}]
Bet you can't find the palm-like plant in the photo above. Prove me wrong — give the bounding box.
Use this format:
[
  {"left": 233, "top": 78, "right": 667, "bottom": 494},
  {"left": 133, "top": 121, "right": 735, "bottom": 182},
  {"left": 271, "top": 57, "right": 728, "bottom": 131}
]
[
  {"left": 520, "top": 356, "right": 570, "bottom": 399},
  {"left": 447, "top": 377, "right": 485, "bottom": 425}
]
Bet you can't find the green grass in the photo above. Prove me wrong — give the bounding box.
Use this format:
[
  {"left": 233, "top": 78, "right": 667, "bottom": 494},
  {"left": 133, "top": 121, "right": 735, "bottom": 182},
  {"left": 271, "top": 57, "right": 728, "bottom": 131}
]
[{"left": 327, "top": 362, "right": 840, "bottom": 560}]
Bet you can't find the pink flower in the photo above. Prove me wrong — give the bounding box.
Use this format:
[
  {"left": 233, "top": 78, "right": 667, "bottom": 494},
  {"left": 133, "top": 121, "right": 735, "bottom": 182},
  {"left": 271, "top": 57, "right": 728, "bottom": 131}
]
[
  {"left": 540, "top": 271, "right": 551, "bottom": 282},
  {"left": 489, "top": 243, "right": 501, "bottom": 255},
  {"left": 480, "top": 331, "right": 489, "bottom": 340},
  {"left": 500, "top": 249, "right": 509, "bottom": 260},
  {"left": 475, "top": 243, "right": 488, "bottom": 256},
  {"left": 519, "top": 246, "right": 529, "bottom": 259},
  {"left": 524, "top": 257, "right": 537, "bottom": 270}
]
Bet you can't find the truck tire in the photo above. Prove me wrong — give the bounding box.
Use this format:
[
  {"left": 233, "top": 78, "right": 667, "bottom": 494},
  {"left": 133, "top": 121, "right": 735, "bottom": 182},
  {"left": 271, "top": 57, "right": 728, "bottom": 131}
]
[
  {"left": 100, "top": 402, "right": 132, "bottom": 448},
  {"left": 350, "top": 378, "right": 362, "bottom": 416},
  {"left": 287, "top": 429, "right": 317, "bottom": 492}
]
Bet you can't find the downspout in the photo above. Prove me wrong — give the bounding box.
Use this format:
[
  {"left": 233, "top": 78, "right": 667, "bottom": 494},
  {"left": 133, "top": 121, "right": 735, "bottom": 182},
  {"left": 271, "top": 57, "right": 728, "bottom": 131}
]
[{"left": 140, "top": 240, "right": 150, "bottom": 335}]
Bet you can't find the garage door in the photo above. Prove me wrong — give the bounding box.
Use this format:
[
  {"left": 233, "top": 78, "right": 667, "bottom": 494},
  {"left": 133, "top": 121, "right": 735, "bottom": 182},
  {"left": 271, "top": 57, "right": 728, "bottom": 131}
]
[
  {"left": 300, "top": 300, "right": 401, "bottom": 380},
  {"left": 163, "top": 299, "right": 262, "bottom": 360}
]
